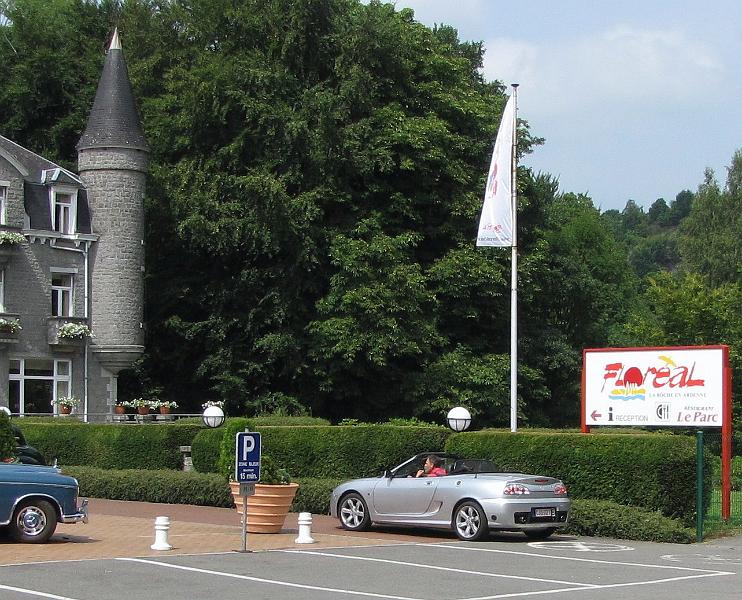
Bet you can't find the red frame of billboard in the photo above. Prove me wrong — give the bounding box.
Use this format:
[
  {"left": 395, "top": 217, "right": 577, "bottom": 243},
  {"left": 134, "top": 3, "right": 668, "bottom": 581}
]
[{"left": 581, "top": 345, "right": 732, "bottom": 520}]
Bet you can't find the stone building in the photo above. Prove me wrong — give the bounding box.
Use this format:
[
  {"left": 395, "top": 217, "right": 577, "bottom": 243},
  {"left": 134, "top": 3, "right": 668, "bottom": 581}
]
[{"left": 0, "top": 30, "right": 147, "bottom": 420}]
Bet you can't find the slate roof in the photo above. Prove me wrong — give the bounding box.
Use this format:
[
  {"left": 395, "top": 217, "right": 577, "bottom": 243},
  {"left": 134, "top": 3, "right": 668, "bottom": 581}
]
[
  {"left": 0, "top": 135, "right": 79, "bottom": 185},
  {"left": 76, "top": 31, "right": 148, "bottom": 152}
]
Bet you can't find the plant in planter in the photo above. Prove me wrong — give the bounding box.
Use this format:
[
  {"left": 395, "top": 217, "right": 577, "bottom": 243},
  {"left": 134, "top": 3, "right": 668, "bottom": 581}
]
[
  {"left": 154, "top": 400, "right": 178, "bottom": 414},
  {"left": 0, "top": 231, "right": 26, "bottom": 246},
  {"left": 51, "top": 396, "right": 80, "bottom": 415},
  {"left": 0, "top": 317, "right": 21, "bottom": 335},
  {"left": 230, "top": 455, "right": 299, "bottom": 534},
  {"left": 122, "top": 397, "right": 157, "bottom": 415},
  {"left": 57, "top": 323, "right": 92, "bottom": 340}
]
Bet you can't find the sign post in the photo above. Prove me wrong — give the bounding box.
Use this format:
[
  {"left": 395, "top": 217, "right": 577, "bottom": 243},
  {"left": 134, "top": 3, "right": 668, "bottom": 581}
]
[
  {"left": 235, "top": 431, "right": 261, "bottom": 552},
  {"left": 581, "top": 345, "right": 731, "bottom": 520}
]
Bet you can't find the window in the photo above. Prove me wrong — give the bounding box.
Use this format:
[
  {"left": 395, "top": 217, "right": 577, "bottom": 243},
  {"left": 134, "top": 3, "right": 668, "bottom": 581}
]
[
  {"left": 8, "top": 358, "right": 71, "bottom": 415},
  {"left": 0, "top": 182, "right": 7, "bottom": 225},
  {"left": 50, "top": 187, "right": 76, "bottom": 234},
  {"left": 51, "top": 273, "right": 74, "bottom": 316}
]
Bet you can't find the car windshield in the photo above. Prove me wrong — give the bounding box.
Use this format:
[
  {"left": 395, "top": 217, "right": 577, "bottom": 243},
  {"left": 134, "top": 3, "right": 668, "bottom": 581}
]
[{"left": 390, "top": 455, "right": 500, "bottom": 477}]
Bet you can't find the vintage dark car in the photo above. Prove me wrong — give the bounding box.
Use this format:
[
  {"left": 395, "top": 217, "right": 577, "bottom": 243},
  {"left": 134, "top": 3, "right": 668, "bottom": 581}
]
[
  {"left": 0, "top": 462, "right": 88, "bottom": 543},
  {"left": 12, "top": 423, "right": 46, "bottom": 465},
  {"left": 331, "top": 453, "right": 570, "bottom": 541}
]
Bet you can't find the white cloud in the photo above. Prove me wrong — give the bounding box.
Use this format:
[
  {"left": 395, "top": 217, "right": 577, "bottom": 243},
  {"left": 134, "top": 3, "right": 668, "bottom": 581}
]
[{"left": 483, "top": 26, "right": 724, "bottom": 117}]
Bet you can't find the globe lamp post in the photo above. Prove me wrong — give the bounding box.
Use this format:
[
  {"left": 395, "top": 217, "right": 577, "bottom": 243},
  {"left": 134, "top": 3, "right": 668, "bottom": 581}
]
[
  {"left": 202, "top": 405, "right": 225, "bottom": 428},
  {"left": 446, "top": 406, "right": 471, "bottom": 432}
]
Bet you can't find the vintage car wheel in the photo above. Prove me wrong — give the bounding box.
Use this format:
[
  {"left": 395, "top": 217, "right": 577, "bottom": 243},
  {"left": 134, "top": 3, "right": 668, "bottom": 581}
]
[
  {"left": 524, "top": 527, "right": 556, "bottom": 540},
  {"left": 453, "top": 501, "right": 489, "bottom": 541},
  {"left": 10, "top": 499, "right": 57, "bottom": 543},
  {"left": 339, "top": 492, "right": 371, "bottom": 531}
]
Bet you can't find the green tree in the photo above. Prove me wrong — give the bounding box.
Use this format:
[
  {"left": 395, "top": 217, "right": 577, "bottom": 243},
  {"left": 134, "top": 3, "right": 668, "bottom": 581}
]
[{"left": 679, "top": 156, "right": 742, "bottom": 286}]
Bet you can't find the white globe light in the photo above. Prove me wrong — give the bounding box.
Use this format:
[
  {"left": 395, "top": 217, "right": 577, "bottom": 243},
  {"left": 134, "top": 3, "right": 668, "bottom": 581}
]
[
  {"left": 202, "top": 405, "right": 225, "bottom": 428},
  {"left": 446, "top": 406, "right": 472, "bottom": 432}
]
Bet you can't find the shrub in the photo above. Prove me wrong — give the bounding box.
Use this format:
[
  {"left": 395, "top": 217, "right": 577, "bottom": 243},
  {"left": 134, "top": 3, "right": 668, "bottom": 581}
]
[
  {"left": 64, "top": 466, "right": 232, "bottom": 507},
  {"left": 444, "top": 430, "right": 711, "bottom": 524},
  {"left": 291, "top": 477, "right": 343, "bottom": 514},
  {"left": 192, "top": 427, "right": 226, "bottom": 473},
  {"left": 566, "top": 499, "right": 695, "bottom": 543},
  {"left": 22, "top": 422, "right": 203, "bottom": 469}
]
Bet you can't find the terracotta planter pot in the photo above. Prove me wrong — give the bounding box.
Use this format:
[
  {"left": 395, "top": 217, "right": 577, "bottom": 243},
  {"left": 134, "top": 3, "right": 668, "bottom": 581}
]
[
  {"left": 137, "top": 406, "right": 150, "bottom": 415},
  {"left": 159, "top": 406, "right": 170, "bottom": 415},
  {"left": 59, "top": 405, "right": 72, "bottom": 415},
  {"left": 230, "top": 482, "right": 299, "bottom": 533},
  {"left": 114, "top": 405, "right": 126, "bottom": 415}
]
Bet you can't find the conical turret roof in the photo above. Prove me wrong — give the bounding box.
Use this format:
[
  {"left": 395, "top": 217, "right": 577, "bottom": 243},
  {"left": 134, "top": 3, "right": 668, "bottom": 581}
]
[{"left": 77, "top": 29, "right": 149, "bottom": 152}]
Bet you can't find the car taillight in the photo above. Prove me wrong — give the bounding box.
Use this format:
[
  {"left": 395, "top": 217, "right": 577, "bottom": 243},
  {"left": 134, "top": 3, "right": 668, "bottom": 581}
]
[
  {"left": 503, "top": 483, "right": 530, "bottom": 495},
  {"left": 553, "top": 483, "right": 568, "bottom": 495}
]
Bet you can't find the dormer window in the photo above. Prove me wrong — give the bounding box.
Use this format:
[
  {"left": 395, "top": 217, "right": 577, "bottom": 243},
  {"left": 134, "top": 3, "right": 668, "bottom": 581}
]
[{"left": 50, "top": 187, "right": 77, "bottom": 234}]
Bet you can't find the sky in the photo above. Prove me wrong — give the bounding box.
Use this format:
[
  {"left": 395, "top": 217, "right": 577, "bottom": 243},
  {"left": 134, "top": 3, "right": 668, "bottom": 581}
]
[{"left": 389, "top": 0, "right": 742, "bottom": 211}]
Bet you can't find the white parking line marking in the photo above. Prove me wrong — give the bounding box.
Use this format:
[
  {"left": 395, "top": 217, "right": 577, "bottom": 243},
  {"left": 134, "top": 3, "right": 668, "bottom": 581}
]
[
  {"left": 0, "top": 584, "right": 81, "bottom": 600},
  {"left": 116, "top": 557, "right": 424, "bottom": 600},
  {"left": 460, "top": 570, "right": 733, "bottom": 600},
  {"left": 425, "top": 543, "right": 731, "bottom": 573},
  {"left": 279, "top": 549, "right": 597, "bottom": 588},
  {"left": 527, "top": 541, "right": 634, "bottom": 552}
]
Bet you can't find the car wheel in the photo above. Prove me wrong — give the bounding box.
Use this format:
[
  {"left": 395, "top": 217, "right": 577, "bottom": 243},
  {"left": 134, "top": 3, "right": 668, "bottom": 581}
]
[
  {"left": 10, "top": 499, "right": 57, "bottom": 543},
  {"left": 338, "top": 492, "right": 371, "bottom": 531},
  {"left": 453, "top": 501, "right": 489, "bottom": 541},
  {"left": 524, "top": 527, "right": 556, "bottom": 540}
]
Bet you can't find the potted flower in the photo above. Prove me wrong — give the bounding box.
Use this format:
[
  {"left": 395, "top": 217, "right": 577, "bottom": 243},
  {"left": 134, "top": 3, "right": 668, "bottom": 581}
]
[
  {"left": 230, "top": 455, "right": 299, "bottom": 534},
  {"left": 122, "top": 397, "right": 156, "bottom": 415},
  {"left": 201, "top": 400, "right": 224, "bottom": 410},
  {"left": 156, "top": 400, "right": 178, "bottom": 415},
  {"left": 114, "top": 402, "right": 127, "bottom": 415},
  {"left": 52, "top": 396, "right": 80, "bottom": 415}
]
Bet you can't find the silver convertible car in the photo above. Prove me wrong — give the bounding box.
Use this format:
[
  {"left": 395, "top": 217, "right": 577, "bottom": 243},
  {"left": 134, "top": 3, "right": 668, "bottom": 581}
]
[{"left": 330, "top": 453, "right": 570, "bottom": 541}]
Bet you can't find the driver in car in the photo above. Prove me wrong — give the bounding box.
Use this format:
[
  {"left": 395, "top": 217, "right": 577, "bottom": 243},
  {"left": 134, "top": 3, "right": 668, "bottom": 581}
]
[{"left": 415, "top": 455, "right": 447, "bottom": 477}]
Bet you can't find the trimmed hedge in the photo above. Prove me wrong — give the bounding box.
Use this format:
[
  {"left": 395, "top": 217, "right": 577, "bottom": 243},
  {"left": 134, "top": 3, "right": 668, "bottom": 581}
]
[
  {"left": 63, "top": 466, "right": 233, "bottom": 507},
  {"left": 292, "top": 477, "right": 343, "bottom": 514},
  {"left": 444, "top": 430, "right": 712, "bottom": 524},
  {"left": 566, "top": 499, "right": 695, "bottom": 543},
  {"left": 218, "top": 423, "right": 451, "bottom": 479},
  {"left": 21, "top": 423, "right": 202, "bottom": 470}
]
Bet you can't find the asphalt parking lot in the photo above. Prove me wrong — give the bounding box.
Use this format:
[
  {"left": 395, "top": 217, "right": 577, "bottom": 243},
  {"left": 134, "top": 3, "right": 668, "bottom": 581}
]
[{"left": 0, "top": 500, "right": 740, "bottom": 600}]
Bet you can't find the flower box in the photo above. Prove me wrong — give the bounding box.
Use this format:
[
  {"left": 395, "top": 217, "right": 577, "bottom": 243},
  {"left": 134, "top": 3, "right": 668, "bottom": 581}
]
[
  {"left": 0, "top": 314, "right": 21, "bottom": 344},
  {"left": 47, "top": 317, "right": 89, "bottom": 351}
]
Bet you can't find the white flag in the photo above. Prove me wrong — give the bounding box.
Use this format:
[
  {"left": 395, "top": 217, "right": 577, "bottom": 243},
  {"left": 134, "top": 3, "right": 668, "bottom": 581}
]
[{"left": 476, "top": 95, "right": 515, "bottom": 247}]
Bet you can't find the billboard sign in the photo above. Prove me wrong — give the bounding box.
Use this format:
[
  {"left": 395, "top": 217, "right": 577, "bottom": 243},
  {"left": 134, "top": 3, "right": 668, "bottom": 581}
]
[{"left": 583, "top": 346, "right": 727, "bottom": 427}]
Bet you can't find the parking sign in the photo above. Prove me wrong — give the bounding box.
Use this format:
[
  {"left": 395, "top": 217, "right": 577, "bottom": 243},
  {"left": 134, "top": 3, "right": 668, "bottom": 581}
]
[{"left": 235, "top": 432, "right": 261, "bottom": 482}]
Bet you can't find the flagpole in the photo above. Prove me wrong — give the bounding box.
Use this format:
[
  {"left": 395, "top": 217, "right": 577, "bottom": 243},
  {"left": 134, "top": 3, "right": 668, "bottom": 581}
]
[{"left": 510, "top": 83, "right": 519, "bottom": 433}]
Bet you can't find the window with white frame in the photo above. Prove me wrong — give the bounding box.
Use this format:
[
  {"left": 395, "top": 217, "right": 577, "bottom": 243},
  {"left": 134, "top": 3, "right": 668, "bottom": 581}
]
[
  {"left": 0, "top": 269, "right": 5, "bottom": 312},
  {"left": 0, "top": 181, "right": 7, "bottom": 225},
  {"left": 8, "top": 358, "right": 71, "bottom": 415},
  {"left": 51, "top": 272, "right": 74, "bottom": 316},
  {"left": 50, "top": 187, "right": 76, "bottom": 234}
]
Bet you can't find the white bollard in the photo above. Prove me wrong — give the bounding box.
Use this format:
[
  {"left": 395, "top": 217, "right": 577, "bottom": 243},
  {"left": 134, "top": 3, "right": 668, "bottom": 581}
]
[
  {"left": 294, "top": 512, "right": 315, "bottom": 544},
  {"left": 151, "top": 516, "right": 173, "bottom": 551}
]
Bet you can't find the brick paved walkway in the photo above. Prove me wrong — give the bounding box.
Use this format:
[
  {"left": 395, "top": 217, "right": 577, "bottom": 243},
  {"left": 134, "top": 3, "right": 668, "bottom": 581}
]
[{"left": 0, "top": 498, "right": 450, "bottom": 565}]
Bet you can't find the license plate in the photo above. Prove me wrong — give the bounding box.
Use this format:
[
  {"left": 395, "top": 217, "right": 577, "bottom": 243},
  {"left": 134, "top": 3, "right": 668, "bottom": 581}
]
[{"left": 533, "top": 508, "right": 555, "bottom": 518}]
